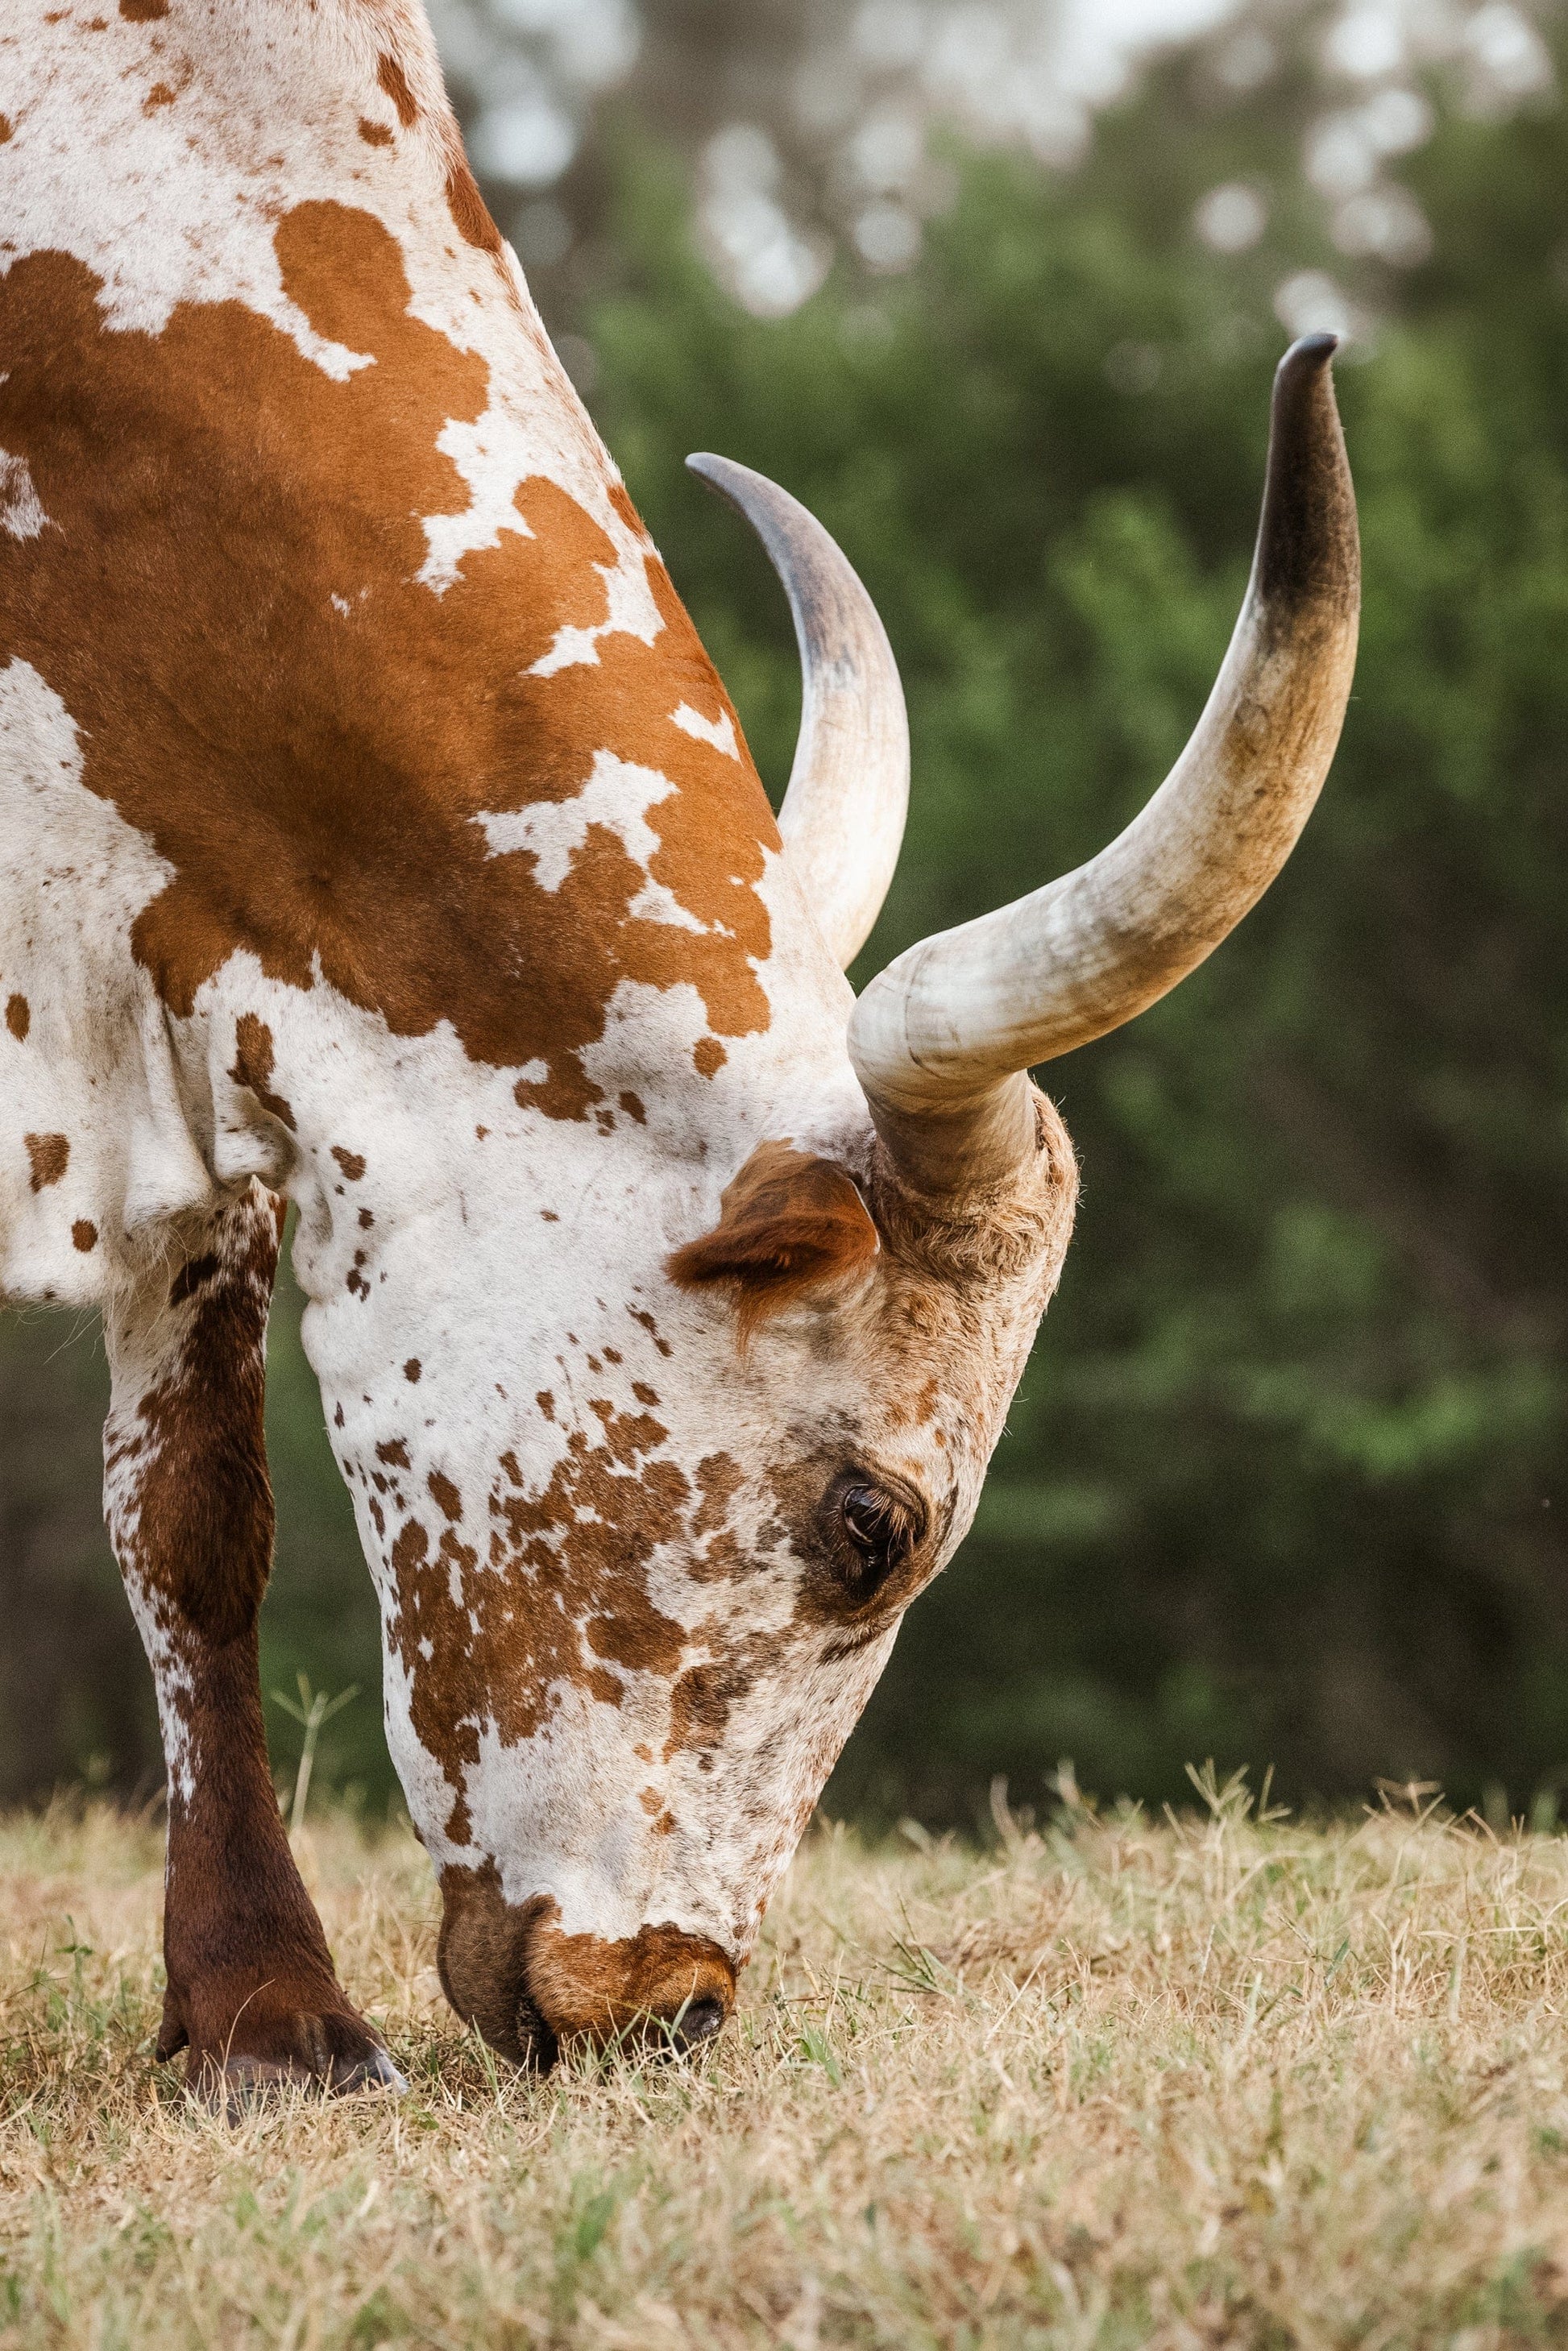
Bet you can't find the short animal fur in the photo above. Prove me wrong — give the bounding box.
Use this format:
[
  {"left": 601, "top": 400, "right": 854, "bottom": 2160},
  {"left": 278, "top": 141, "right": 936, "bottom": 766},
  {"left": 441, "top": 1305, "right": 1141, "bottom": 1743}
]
[{"left": 0, "top": 0, "right": 1359, "bottom": 2094}]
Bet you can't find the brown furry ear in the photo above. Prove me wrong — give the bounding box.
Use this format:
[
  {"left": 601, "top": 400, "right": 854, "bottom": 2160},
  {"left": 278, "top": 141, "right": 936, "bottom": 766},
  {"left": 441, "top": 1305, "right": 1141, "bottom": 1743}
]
[{"left": 667, "top": 1141, "right": 880, "bottom": 1337}]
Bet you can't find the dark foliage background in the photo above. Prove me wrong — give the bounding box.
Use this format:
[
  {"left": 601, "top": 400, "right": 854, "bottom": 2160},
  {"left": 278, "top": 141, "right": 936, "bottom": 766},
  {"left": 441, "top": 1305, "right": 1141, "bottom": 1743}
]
[{"left": 2, "top": 0, "right": 1565, "bottom": 1825}]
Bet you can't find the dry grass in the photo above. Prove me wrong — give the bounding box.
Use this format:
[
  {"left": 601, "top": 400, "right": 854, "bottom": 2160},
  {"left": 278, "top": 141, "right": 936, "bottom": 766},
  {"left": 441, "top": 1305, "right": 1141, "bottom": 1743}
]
[{"left": 3, "top": 1777, "right": 1568, "bottom": 2347}]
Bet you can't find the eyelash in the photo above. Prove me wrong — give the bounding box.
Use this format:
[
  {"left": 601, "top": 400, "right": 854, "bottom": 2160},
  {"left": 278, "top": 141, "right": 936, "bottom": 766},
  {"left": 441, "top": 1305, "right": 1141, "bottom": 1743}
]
[{"left": 837, "top": 1478, "right": 919, "bottom": 1594}]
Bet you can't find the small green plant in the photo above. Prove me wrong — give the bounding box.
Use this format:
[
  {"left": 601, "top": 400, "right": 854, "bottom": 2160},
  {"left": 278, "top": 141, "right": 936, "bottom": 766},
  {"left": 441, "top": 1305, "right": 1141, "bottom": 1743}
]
[{"left": 269, "top": 1673, "right": 358, "bottom": 1835}]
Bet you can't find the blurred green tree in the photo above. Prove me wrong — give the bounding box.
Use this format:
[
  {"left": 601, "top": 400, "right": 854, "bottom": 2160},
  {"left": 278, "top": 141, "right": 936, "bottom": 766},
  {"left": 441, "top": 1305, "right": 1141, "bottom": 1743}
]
[{"left": 588, "top": 39, "right": 1568, "bottom": 1818}]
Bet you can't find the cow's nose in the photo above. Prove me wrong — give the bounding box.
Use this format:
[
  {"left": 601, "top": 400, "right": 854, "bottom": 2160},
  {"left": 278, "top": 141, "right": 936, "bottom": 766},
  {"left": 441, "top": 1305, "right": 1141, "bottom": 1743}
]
[
  {"left": 526, "top": 1918, "right": 736, "bottom": 2057},
  {"left": 670, "top": 1994, "right": 726, "bottom": 2050},
  {"left": 438, "top": 1870, "right": 737, "bottom": 2067}
]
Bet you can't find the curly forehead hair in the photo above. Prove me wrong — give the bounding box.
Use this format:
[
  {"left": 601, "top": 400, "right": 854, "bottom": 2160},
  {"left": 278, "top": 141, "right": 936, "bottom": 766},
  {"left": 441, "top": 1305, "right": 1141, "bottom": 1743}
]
[{"left": 867, "top": 1088, "right": 1078, "bottom": 1298}]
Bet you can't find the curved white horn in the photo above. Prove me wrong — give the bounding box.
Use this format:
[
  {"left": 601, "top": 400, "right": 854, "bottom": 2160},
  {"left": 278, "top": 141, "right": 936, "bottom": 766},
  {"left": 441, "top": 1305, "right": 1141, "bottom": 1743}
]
[
  {"left": 849, "top": 334, "right": 1360, "bottom": 1194},
  {"left": 687, "top": 454, "right": 910, "bottom": 970}
]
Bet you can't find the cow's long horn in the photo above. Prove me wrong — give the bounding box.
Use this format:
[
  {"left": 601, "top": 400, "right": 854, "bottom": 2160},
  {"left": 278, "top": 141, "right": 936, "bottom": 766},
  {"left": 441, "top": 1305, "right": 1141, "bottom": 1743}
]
[
  {"left": 848, "top": 334, "right": 1360, "bottom": 1196},
  {"left": 687, "top": 454, "right": 910, "bottom": 970}
]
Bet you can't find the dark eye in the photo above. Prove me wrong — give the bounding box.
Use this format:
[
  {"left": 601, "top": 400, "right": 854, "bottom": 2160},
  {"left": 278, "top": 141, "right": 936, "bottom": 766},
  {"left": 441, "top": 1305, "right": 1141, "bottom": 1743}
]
[
  {"left": 836, "top": 1478, "right": 919, "bottom": 1598},
  {"left": 842, "top": 1482, "right": 899, "bottom": 1555}
]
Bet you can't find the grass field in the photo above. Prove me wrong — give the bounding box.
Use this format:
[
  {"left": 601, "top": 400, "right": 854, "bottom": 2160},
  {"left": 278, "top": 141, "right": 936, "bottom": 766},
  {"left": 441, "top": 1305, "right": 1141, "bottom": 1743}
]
[{"left": 2, "top": 1777, "right": 1568, "bottom": 2348}]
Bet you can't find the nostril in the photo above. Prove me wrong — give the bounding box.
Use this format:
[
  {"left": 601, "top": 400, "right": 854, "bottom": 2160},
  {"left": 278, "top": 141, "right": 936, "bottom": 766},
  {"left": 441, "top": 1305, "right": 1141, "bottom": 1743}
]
[{"left": 674, "top": 1995, "right": 725, "bottom": 2049}]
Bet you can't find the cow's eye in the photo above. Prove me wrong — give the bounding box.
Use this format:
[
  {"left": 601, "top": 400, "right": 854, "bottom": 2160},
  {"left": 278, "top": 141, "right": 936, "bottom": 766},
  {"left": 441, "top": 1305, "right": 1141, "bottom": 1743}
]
[{"left": 836, "top": 1478, "right": 919, "bottom": 1598}]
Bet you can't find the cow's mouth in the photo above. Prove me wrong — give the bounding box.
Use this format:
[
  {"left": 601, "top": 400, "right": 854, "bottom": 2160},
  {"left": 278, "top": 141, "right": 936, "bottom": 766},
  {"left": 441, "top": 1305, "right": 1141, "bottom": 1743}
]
[{"left": 437, "top": 1868, "right": 736, "bottom": 2071}]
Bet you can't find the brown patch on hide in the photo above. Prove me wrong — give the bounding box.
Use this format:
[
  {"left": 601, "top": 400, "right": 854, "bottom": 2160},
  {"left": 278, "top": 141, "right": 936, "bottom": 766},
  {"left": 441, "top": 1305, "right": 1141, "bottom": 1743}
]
[
  {"left": 384, "top": 1404, "right": 694, "bottom": 1822},
  {"left": 0, "top": 205, "right": 778, "bottom": 1114},
  {"left": 169, "top": 1253, "right": 220, "bottom": 1306},
  {"left": 72, "top": 1220, "right": 98, "bottom": 1253},
  {"left": 331, "top": 1146, "right": 366, "bottom": 1180},
  {"left": 375, "top": 52, "right": 417, "bottom": 126},
  {"left": 668, "top": 1142, "right": 880, "bottom": 1340},
  {"left": 25, "top": 1134, "right": 68, "bottom": 1192},
  {"left": 446, "top": 161, "right": 503, "bottom": 256},
  {"left": 358, "top": 117, "right": 393, "bottom": 147},
  {"left": 230, "top": 1014, "right": 296, "bottom": 1131},
  {"left": 0, "top": 118, "right": 12, "bottom": 146},
  {"left": 404, "top": 1358, "right": 422, "bottom": 1383},
  {"left": 5, "top": 994, "right": 29, "bottom": 1040},
  {"left": 427, "top": 1469, "right": 463, "bottom": 1522},
  {"left": 663, "top": 1661, "right": 735, "bottom": 1760},
  {"left": 118, "top": 0, "right": 168, "bottom": 17},
  {"left": 693, "top": 1038, "right": 726, "bottom": 1079},
  {"left": 692, "top": 1453, "right": 744, "bottom": 1537},
  {"left": 103, "top": 1193, "right": 388, "bottom": 2088}
]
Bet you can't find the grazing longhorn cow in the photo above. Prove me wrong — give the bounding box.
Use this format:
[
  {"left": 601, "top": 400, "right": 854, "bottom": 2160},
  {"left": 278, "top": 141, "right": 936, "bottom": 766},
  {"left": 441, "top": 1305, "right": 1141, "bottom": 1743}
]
[{"left": 0, "top": 0, "right": 1358, "bottom": 2097}]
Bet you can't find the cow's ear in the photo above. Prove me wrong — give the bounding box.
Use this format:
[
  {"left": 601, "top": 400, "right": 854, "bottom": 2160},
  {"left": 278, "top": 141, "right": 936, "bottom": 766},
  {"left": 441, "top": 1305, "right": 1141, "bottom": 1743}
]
[{"left": 668, "top": 1141, "right": 880, "bottom": 1337}]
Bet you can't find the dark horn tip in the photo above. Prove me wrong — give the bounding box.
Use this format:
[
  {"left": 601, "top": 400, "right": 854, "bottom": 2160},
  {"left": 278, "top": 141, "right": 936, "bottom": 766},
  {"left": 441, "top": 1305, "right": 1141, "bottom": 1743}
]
[
  {"left": 1277, "top": 330, "right": 1339, "bottom": 383},
  {"left": 1259, "top": 333, "right": 1359, "bottom": 613}
]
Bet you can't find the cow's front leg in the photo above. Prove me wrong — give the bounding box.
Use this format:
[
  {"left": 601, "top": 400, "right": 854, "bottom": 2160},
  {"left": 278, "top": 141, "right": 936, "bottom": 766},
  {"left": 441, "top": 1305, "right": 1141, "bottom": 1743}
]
[{"left": 104, "top": 1184, "right": 403, "bottom": 2104}]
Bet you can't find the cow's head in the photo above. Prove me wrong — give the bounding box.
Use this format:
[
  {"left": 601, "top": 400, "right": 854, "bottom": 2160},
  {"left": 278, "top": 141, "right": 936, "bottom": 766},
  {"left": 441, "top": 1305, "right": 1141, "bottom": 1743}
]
[{"left": 364, "top": 338, "right": 1357, "bottom": 2067}]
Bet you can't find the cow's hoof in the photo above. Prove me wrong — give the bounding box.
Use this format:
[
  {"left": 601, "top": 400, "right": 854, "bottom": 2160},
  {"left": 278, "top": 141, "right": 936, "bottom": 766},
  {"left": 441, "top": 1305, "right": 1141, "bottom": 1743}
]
[
  {"left": 330, "top": 2042, "right": 409, "bottom": 2096},
  {"left": 189, "top": 2031, "right": 408, "bottom": 2117}
]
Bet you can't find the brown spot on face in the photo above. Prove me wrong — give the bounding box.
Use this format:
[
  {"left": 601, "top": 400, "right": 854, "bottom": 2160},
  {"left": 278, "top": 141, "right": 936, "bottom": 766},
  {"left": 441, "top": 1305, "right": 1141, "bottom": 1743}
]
[
  {"left": 72, "top": 1219, "right": 98, "bottom": 1253},
  {"left": 445, "top": 160, "right": 502, "bottom": 255},
  {"left": 428, "top": 1470, "right": 462, "bottom": 1522},
  {"left": 630, "top": 1308, "right": 674, "bottom": 1358},
  {"left": 375, "top": 52, "right": 417, "bottom": 126},
  {"left": 5, "top": 993, "right": 29, "bottom": 1040},
  {"left": 404, "top": 1358, "right": 421, "bottom": 1383},
  {"left": 618, "top": 1090, "right": 647, "bottom": 1126},
  {"left": 663, "top": 1661, "right": 735, "bottom": 1760},
  {"left": 387, "top": 1404, "right": 691, "bottom": 1810},
  {"left": 118, "top": 0, "right": 167, "bottom": 16},
  {"left": 376, "top": 1438, "right": 410, "bottom": 1469},
  {"left": 331, "top": 1146, "right": 366, "bottom": 1181},
  {"left": 230, "top": 1014, "right": 296, "bottom": 1130},
  {"left": 692, "top": 1452, "right": 744, "bottom": 1537},
  {"left": 0, "top": 118, "right": 12, "bottom": 144},
  {"left": 670, "top": 1142, "right": 880, "bottom": 1340},
  {"left": 357, "top": 117, "right": 393, "bottom": 147},
  {"left": 24, "top": 1133, "right": 68, "bottom": 1192},
  {"left": 632, "top": 1381, "right": 660, "bottom": 1408},
  {"left": 693, "top": 1038, "right": 727, "bottom": 1079},
  {"left": 0, "top": 208, "right": 777, "bottom": 1113},
  {"left": 143, "top": 81, "right": 176, "bottom": 110}
]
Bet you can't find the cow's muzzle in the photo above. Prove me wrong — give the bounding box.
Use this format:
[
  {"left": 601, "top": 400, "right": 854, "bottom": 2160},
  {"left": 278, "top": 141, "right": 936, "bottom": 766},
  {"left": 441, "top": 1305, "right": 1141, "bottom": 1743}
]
[{"left": 437, "top": 1868, "right": 736, "bottom": 2070}]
